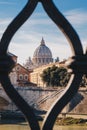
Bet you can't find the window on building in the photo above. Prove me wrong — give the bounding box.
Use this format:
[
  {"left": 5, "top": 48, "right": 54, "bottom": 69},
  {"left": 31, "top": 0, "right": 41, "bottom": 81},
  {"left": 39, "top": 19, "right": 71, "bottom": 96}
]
[
  {"left": 24, "top": 75, "right": 28, "bottom": 80},
  {"left": 16, "top": 66, "right": 20, "bottom": 71},
  {"left": 19, "top": 74, "right": 23, "bottom": 80}
]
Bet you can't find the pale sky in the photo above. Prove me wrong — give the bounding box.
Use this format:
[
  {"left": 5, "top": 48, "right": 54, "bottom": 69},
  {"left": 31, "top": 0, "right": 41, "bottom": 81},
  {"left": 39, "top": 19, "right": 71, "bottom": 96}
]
[{"left": 0, "top": 0, "right": 87, "bottom": 64}]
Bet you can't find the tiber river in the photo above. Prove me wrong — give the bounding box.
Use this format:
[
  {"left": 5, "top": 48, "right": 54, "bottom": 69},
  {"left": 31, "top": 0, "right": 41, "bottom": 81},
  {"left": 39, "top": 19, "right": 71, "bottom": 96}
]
[{"left": 0, "top": 124, "right": 87, "bottom": 130}]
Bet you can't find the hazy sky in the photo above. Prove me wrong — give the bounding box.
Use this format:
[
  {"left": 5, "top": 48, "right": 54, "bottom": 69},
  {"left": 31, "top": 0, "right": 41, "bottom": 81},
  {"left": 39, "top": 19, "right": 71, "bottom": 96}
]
[{"left": 0, "top": 0, "right": 87, "bottom": 64}]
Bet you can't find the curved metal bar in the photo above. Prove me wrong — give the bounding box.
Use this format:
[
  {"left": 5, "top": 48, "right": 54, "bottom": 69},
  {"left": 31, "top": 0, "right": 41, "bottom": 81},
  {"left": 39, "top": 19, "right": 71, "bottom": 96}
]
[
  {"left": 40, "top": 0, "right": 84, "bottom": 129},
  {"left": 42, "top": 74, "right": 83, "bottom": 130},
  {"left": 0, "top": 74, "right": 40, "bottom": 130},
  {"left": 0, "top": 0, "right": 40, "bottom": 130},
  {"left": 41, "top": 0, "right": 83, "bottom": 55},
  {"left": 0, "top": 0, "right": 38, "bottom": 54}
]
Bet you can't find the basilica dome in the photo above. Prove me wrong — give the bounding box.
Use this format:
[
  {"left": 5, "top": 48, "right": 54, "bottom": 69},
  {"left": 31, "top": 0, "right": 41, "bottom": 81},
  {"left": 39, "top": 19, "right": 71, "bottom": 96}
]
[{"left": 32, "top": 38, "right": 53, "bottom": 66}]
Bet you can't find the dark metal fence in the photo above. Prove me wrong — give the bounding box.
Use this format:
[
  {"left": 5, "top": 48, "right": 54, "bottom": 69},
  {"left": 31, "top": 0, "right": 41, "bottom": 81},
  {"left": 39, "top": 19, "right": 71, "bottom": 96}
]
[{"left": 0, "top": 0, "right": 86, "bottom": 130}]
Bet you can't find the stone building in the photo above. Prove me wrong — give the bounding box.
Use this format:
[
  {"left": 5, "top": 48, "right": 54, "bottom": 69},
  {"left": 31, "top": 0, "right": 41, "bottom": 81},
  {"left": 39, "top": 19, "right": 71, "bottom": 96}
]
[
  {"left": 10, "top": 63, "right": 30, "bottom": 86},
  {"left": 8, "top": 52, "right": 31, "bottom": 86}
]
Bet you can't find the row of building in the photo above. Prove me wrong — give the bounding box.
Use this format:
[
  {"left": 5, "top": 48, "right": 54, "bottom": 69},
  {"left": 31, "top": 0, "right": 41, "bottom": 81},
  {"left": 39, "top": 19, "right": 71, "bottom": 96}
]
[{"left": 8, "top": 38, "right": 65, "bottom": 87}]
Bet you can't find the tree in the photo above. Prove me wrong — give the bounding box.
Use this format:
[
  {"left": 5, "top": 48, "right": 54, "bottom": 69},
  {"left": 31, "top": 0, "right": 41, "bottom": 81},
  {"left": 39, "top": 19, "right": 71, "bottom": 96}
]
[
  {"left": 40, "top": 65, "right": 70, "bottom": 87},
  {"left": 41, "top": 67, "right": 51, "bottom": 86},
  {"left": 58, "top": 67, "right": 71, "bottom": 87},
  {"left": 41, "top": 65, "right": 87, "bottom": 87}
]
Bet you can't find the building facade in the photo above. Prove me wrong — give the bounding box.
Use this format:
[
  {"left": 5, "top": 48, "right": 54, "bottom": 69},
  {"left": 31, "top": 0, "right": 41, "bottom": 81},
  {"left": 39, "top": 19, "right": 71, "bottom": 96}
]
[{"left": 8, "top": 52, "right": 31, "bottom": 86}]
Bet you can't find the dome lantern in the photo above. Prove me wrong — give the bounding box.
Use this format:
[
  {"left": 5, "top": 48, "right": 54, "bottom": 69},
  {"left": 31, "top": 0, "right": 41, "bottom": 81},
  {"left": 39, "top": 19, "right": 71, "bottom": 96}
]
[{"left": 40, "top": 37, "right": 45, "bottom": 46}]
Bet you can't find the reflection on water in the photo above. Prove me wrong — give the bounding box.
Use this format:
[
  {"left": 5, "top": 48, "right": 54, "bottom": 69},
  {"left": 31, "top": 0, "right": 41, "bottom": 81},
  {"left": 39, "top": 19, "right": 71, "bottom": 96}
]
[{"left": 0, "top": 124, "right": 87, "bottom": 130}]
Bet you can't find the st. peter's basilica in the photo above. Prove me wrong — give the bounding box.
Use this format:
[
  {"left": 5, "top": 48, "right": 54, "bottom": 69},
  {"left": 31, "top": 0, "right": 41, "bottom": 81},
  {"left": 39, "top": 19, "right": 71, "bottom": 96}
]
[{"left": 24, "top": 38, "right": 53, "bottom": 71}]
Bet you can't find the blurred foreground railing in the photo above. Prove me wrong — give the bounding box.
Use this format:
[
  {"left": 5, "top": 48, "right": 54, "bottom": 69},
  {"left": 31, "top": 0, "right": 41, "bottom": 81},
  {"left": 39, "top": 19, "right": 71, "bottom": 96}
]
[{"left": 0, "top": 0, "right": 87, "bottom": 130}]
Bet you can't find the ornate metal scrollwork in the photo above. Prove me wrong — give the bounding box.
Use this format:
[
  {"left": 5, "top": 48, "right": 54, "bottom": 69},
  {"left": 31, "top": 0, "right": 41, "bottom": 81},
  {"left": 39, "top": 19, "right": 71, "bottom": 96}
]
[{"left": 0, "top": 0, "right": 86, "bottom": 130}]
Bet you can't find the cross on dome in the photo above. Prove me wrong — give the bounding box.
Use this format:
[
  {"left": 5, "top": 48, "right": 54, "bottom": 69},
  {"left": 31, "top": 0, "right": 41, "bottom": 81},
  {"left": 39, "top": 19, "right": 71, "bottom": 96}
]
[{"left": 40, "top": 37, "right": 45, "bottom": 45}]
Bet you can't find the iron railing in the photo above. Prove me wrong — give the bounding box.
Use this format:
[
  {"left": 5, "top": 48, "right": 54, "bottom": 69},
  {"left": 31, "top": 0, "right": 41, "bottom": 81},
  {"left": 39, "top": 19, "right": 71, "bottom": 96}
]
[{"left": 0, "top": 0, "right": 87, "bottom": 130}]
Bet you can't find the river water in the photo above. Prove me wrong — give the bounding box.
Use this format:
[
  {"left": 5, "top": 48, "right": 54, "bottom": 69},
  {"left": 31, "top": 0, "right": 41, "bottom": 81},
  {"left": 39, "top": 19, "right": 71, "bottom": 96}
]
[{"left": 0, "top": 124, "right": 87, "bottom": 130}]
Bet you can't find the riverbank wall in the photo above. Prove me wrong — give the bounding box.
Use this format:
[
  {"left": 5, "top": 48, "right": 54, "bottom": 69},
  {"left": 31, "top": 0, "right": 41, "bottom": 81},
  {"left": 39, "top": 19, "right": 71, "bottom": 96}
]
[{"left": 0, "top": 86, "right": 87, "bottom": 117}]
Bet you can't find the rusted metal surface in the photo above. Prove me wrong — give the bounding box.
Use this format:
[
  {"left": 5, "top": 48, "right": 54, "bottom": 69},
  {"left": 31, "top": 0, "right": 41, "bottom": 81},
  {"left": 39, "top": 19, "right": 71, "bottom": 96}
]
[{"left": 0, "top": 0, "right": 86, "bottom": 130}]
